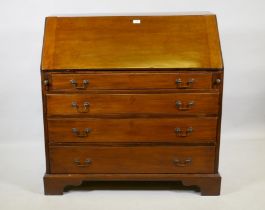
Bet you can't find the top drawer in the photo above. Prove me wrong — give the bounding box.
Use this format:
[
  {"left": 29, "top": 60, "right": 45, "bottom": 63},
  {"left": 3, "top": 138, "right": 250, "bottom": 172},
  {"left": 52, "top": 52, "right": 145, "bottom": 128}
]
[{"left": 47, "top": 72, "right": 213, "bottom": 91}]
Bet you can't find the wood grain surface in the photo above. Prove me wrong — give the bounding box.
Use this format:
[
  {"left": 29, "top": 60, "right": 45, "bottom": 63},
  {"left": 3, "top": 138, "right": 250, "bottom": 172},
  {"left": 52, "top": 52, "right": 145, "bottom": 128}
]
[
  {"left": 41, "top": 14, "right": 223, "bottom": 70},
  {"left": 48, "top": 117, "right": 217, "bottom": 143},
  {"left": 49, "top": 145, "right": 216, "bottom": 174},
  {"left": 49, "top": 72, "right": 213, "bottom": 90},
  {"left": 46, "top": 93, "right": 219, "bottom": 116}
]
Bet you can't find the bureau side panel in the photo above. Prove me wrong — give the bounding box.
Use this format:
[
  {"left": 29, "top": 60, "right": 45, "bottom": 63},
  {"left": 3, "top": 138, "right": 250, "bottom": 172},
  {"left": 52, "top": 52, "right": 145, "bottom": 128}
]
[
  {"left": 41, "top": 71, "right": 50, "bottom": 173},
  {"left": 213, "top": 71, "right": 224, "bottom": 173}
]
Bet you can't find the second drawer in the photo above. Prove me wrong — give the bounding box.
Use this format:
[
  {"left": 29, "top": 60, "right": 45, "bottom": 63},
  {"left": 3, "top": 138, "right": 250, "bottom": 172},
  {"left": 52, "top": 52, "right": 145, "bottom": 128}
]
[
  {"left": 48, "top": 117, "right": 217, "bottom": 143},
  {"left": 47, "top": 93, "right": 219, "bottom": 116}
]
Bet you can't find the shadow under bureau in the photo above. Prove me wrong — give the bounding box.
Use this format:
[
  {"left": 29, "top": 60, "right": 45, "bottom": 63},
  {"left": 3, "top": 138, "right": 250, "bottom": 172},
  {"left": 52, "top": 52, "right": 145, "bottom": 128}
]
[{"left": 41, "top": 13, "right": 224, "bottom": 195}]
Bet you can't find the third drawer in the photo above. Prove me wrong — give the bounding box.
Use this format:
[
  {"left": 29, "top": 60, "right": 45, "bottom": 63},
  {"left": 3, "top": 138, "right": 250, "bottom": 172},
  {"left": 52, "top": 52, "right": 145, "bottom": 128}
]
[{"left": 48, "top": 117, "right": 218, "bottom": 143}]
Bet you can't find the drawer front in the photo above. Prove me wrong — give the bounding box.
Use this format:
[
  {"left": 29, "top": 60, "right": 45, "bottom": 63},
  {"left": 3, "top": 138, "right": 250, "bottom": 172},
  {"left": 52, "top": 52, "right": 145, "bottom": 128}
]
[
  {"left": 49, "top": 72, "right": 213, "bottom": 91},
  {"left": 48, "top": 118, "right": 217, "bottom": 143},
  {"left": 47, "top": 93, "right": 219, "bottom": 116},
  {"left": 49, "top": 146, "right": 215, "bottom": 174}
]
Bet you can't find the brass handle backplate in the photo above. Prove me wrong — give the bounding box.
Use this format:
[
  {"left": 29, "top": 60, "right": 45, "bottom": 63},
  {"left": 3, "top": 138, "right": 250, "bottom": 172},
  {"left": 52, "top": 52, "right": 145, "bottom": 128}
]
[
  {"left": 176, "top": 78, "right": 194, "bottom": 89},
  {"left": 72, "top": 128, "right": 92, "bottom": 137},
  {"left": 173, "top": 158, "right": 192, "bottom": 167},
  {"left": 72, "top": 101, "right": 90, "bottom": 113},
  {"left": 74, "top": 158, "right": 92, "bottom": 167},
  {"left": 175, "top": 100, "right": 194, "bottom": 111},
  {"left": 70, "top": 79, "right": 89, "bottom": 90},
  {"left": 175, "top": 127, "right": 193, "bottom": 137}
]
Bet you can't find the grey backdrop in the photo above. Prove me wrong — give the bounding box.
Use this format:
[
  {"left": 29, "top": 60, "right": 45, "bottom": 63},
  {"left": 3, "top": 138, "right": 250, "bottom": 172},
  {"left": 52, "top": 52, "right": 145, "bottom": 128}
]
[{"left": 0, "top": 0, "right": 265, "bottom": 209}]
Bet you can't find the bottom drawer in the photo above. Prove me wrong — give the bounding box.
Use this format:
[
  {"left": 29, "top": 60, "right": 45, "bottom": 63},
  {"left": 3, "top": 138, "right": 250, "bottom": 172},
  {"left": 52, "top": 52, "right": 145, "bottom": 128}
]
[{"left": 49, "top": 146, "right": 215, "bottom": 174}]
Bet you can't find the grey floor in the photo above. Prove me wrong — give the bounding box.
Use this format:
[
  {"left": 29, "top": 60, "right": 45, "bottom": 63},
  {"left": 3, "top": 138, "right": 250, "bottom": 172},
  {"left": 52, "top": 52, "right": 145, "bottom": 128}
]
[{"left": 0, "top": 136, "right": 264, "bottom": 210}]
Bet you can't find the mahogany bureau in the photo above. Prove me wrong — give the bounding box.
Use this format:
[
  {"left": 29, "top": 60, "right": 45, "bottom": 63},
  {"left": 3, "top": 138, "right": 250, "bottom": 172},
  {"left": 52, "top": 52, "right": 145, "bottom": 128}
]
[{"left": 41, "top": 13, "right": 224, "bottom": 195}]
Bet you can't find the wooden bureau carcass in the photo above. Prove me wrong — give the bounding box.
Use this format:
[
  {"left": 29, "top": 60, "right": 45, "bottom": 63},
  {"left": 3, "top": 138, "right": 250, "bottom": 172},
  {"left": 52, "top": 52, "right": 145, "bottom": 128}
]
[{"left": 41, "top": 13, "right": 224, "bottom": 195}]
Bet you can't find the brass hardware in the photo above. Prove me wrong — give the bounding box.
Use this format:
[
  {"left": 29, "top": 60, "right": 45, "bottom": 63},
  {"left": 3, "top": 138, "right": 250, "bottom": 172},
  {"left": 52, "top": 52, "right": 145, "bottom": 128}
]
[
  {"left": 175, "top": 78, "right": 194, "bottom": 89},
  {"left": 43, "top": 80, "right": 49, "bottom": 90},
  {"left": 74, "top": 158, "right": 92, "bottom": 167},
  {"left": 72, "top": 101, "right": 90, "bottom": 113},
  {"left": 72, "top": 128, "right": 92, "bottom": 137},
  {"left": 175, "top": 127, "right": 193, "bottom": 137},
  {"left": 175, "top": 100, "right": 194, "bottom": 111},
  {"left": 70, "top": 79, "right": 89, "bottom": 90},
  {"left": 173, "top": 158, "right": 192, "bottom": 167},
  {"left": 215, "top": 78, "right": 221, "bottom": 84}
]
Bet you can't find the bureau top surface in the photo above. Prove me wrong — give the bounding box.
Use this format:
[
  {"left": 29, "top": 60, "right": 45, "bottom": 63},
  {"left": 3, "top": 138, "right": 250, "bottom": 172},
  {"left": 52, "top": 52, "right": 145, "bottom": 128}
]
[{"left": 41, "top": 13, "right": 223, "bottom": 71}]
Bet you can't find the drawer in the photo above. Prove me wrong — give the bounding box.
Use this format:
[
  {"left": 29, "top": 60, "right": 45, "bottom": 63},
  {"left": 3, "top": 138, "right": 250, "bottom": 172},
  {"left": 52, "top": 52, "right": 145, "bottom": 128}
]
[
  {"left": 47, "top": 93, "right": 219, "bottom": 116},
  {"left": 48, "top": 72, "right": 213, "bottom": 91},
  {"left": 49, "top": 146, "right": 216, "bottom": 174},
  {"left": 48, "top": 117, "right": 217, "bottom": 143}
]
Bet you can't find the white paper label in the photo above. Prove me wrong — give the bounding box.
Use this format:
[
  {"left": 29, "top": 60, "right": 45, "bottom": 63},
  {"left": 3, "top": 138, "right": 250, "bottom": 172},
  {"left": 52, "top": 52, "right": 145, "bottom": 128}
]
[{"left": 132, "top": 19, "right": 141, "bottom": 24}]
